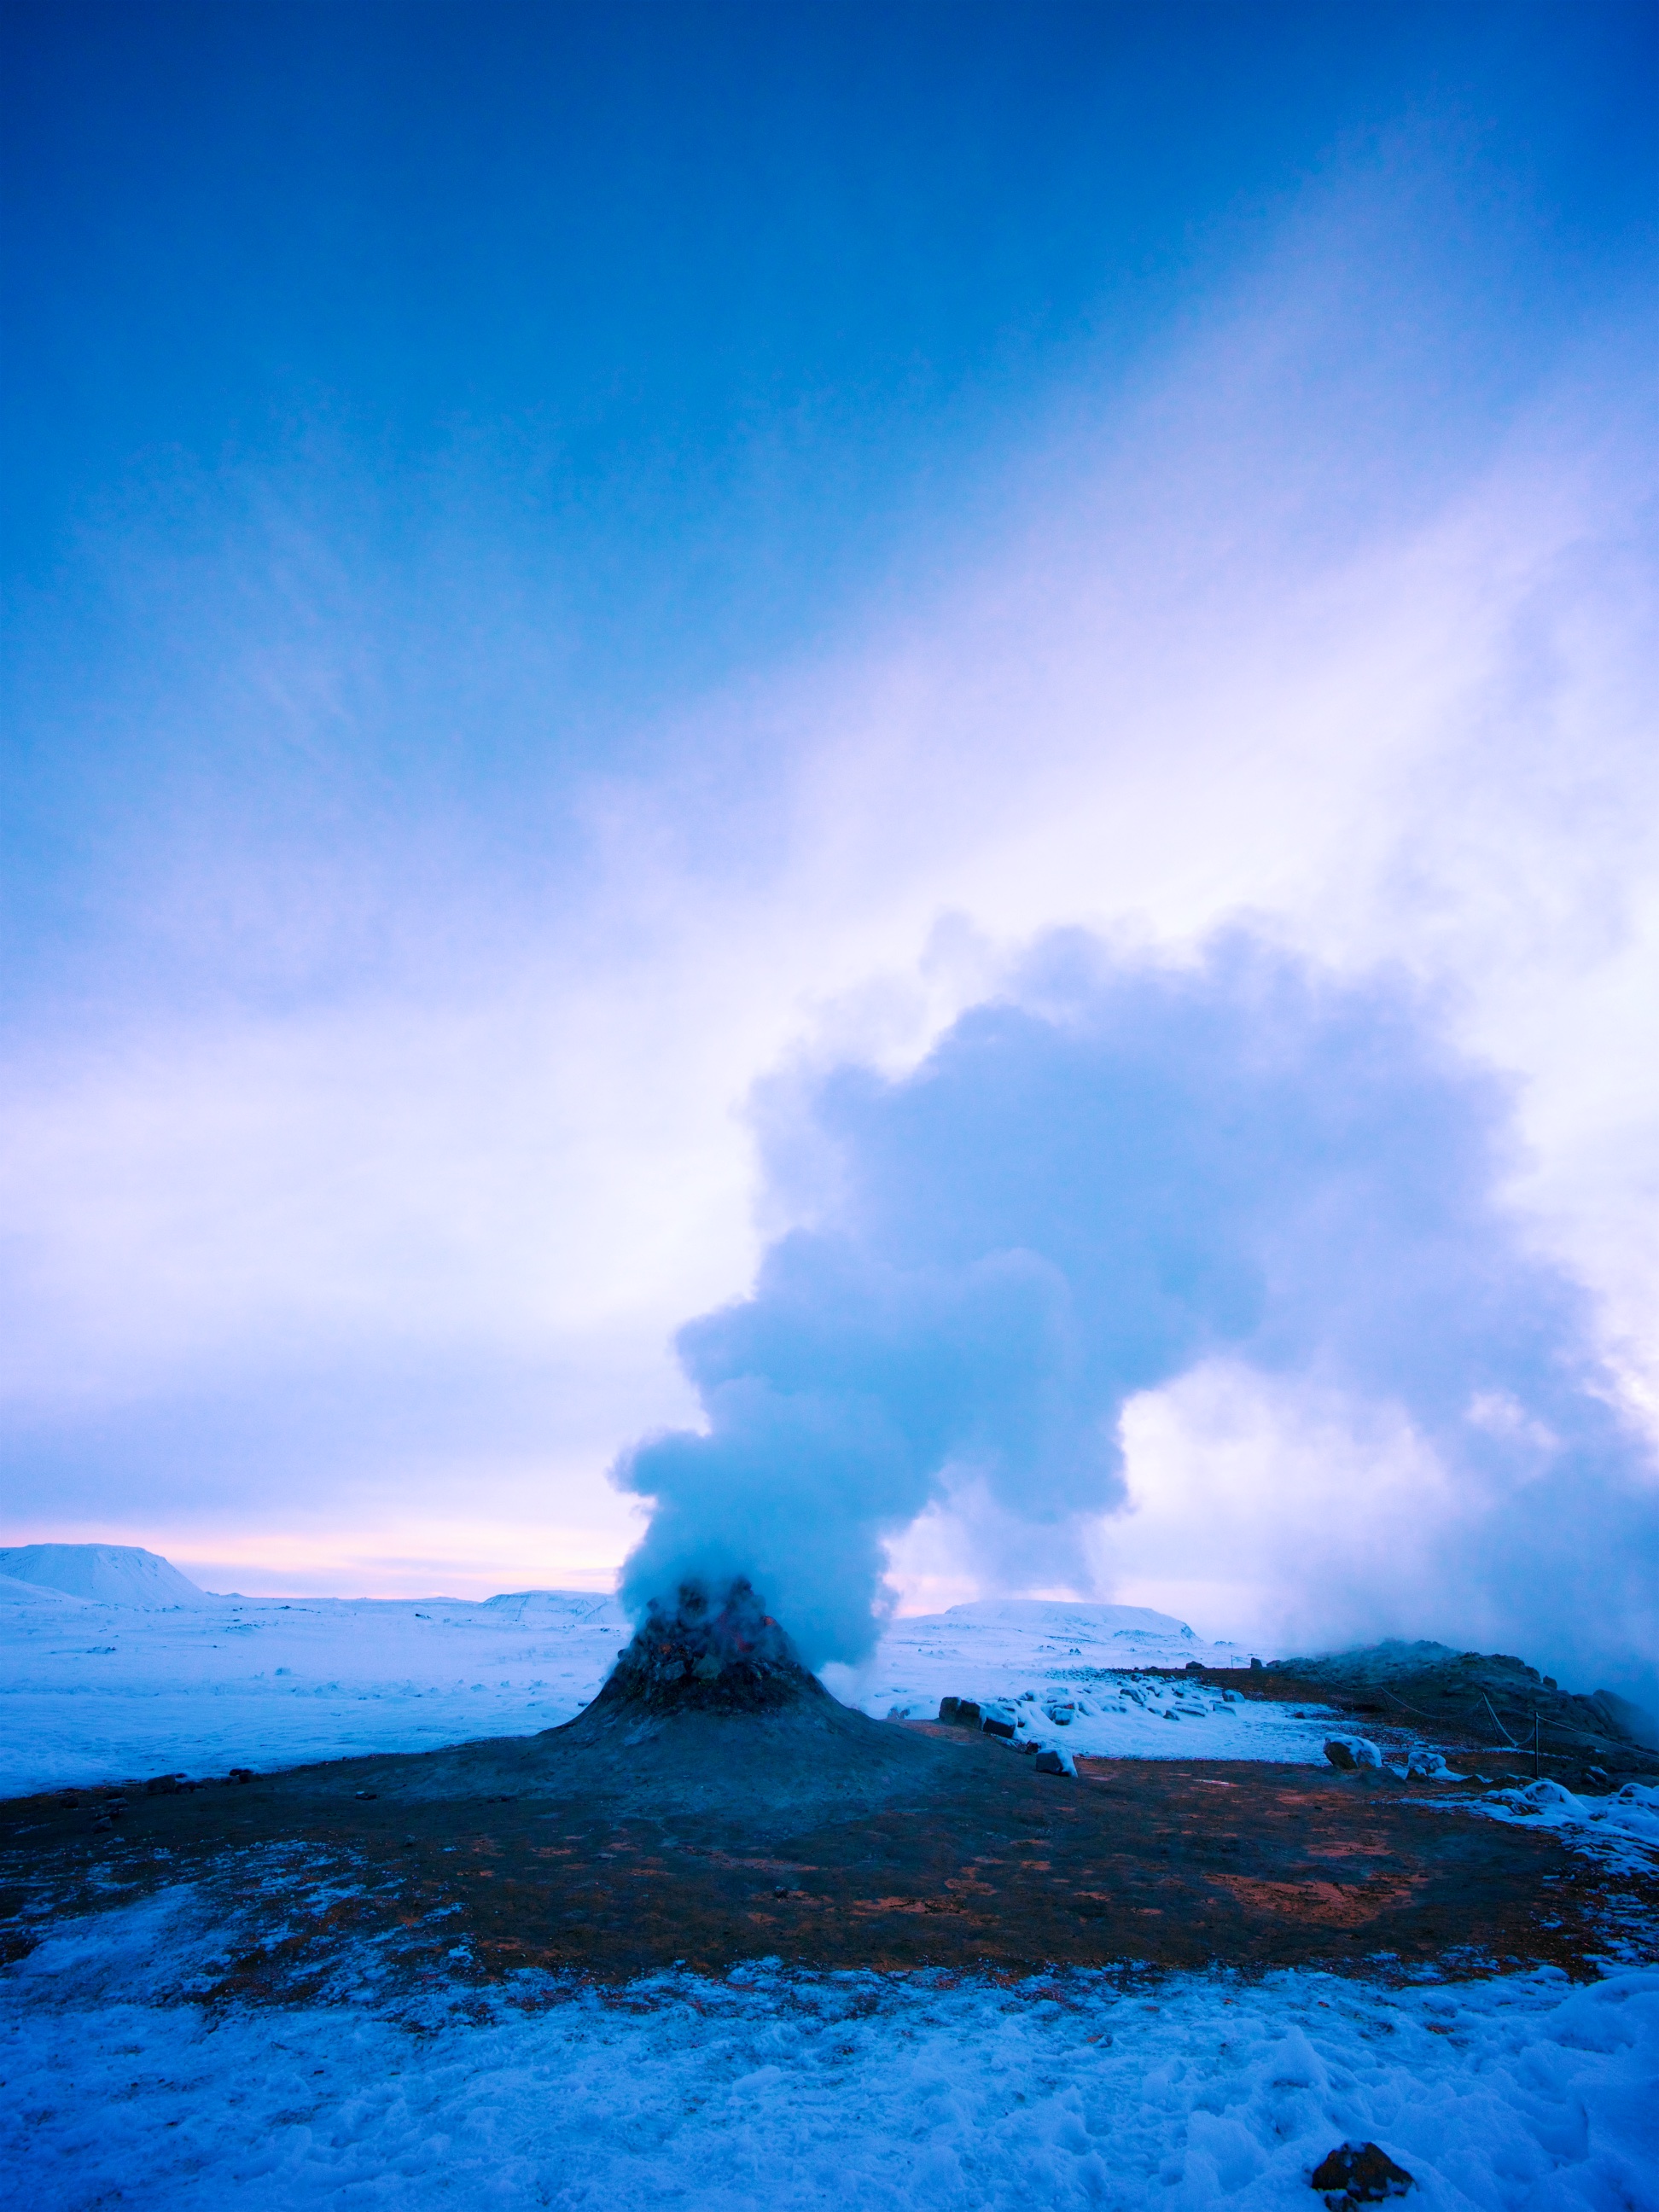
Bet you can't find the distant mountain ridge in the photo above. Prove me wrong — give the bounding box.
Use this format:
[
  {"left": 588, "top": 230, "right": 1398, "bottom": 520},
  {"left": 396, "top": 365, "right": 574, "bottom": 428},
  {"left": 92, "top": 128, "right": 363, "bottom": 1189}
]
[
  {"left": 939, "top": 1599, "right": 1200, "bottom": 1640},
  {"left": 0, "top": 1544, "right": 212, "bottom": 1609},
  {"left": 0, "top": 1548, "right": 632, "bottom": 1616}
]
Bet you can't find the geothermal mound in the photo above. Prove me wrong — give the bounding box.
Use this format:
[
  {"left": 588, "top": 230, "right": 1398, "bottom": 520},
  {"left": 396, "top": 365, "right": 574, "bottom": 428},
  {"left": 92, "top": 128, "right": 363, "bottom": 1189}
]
[
  {"left": 587, "top": 1578, "right": 830, "bottom": 1717},
  {"left": 542, "top": 1575, "right": 940, "bottom": 1822}
]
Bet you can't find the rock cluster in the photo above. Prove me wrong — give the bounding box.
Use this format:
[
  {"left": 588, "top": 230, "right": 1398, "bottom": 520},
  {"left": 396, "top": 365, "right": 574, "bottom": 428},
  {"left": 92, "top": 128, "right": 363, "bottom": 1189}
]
[
  {"left": 938, "top": 1695, "right": 1075, "bottom": 1775},
  {"left": 594, "top": 1578, "right": 828, "bottom": 1715}
]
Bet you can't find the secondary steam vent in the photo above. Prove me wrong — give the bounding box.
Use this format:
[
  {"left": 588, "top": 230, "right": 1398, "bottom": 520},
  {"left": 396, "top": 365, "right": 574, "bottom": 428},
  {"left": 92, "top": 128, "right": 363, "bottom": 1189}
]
[{"left": 597, "top": 1576, "right": 829, "bottom": 1715}]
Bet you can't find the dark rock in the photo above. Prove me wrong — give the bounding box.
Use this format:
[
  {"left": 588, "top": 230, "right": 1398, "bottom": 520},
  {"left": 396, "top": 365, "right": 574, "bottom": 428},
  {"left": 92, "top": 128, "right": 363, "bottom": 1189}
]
[
  {"left": 982, "top": 1717, "right": 1016, "bottom": 1740},
  {"left": 1033, "top": 1748, "right": 1074, "bottom": 1776},
  {"left": 953, "top": 1700, "right": 982, "bottom": 1729},
  {"left": 589, "top": 1579, "right": 828, "bottom": 1718},
  {"left": 1324, "top": 1738, "right": 1381, "bottom": 1771},
  {"left": 938, "top": 1697, "right": 962, "bottom": 1723},
  {"left": 145, "top": 1775, "right": 181, "bottom": 1796},
  {"left": 1310, "top": 2140, "right": 1414, "bottom": 2204}
]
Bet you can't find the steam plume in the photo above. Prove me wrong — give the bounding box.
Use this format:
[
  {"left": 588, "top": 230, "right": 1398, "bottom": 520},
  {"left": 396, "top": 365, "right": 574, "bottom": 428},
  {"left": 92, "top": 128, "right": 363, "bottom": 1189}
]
[{"left": 616, "top": 931, "right": 1656, "bottom": 1683}]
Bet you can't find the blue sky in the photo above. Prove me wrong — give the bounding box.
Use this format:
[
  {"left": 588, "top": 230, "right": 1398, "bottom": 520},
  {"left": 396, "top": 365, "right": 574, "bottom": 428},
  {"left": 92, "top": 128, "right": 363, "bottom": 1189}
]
[
  {"left": 7, "top": 5, "right": 1650, "bottom": 814},
  {"left": 3, "top": 5, "right": 1656, "bottom": 1686}
]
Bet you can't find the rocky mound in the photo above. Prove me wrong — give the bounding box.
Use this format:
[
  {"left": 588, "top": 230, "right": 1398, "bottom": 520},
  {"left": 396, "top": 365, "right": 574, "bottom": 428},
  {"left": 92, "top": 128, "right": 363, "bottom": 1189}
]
[
  {"left": 1260, "top": 1641, "right": 1659, "bottom": 1778},
  {"left": 529, "top": 1576, "right": 940, "bottom": 1825},
  {"left": 586, "top": 1578, "right": 830, "bottom": 1717}
]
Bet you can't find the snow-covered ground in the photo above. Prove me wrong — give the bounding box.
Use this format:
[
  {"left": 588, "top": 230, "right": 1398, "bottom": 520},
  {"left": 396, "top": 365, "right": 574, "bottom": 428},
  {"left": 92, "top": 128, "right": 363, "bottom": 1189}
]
[
  {"left": 5, "top": 1555, "right": 1657, "bottom": 2207},
  {"left": 1476, "top": 1777, "right": 1659, "bottom": 1884},
  {"left": 0, "top": 1581, "right": 1331, "bottom": 1797},
  {"left": 0, "top": 1584, "right": 631, "bottom": 1796},
  {"left": 829, "top": 1599, "right": 1345, "bottom": 1767},
  {"left": 5, "top": 1889, "right": 1656, "bottom": 2210}
]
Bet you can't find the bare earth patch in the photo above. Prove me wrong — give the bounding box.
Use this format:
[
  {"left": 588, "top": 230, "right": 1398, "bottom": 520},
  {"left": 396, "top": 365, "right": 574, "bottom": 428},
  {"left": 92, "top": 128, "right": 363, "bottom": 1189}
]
[{"left": 3, "top": 1698, "right": 1651, "bottom": 2002}]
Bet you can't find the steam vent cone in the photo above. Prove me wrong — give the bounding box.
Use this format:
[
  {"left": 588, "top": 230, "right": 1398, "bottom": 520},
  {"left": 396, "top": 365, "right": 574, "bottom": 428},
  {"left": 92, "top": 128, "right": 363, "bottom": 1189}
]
[{"left": 591, "top": 1578, "right": 829, "bottom": 1716}]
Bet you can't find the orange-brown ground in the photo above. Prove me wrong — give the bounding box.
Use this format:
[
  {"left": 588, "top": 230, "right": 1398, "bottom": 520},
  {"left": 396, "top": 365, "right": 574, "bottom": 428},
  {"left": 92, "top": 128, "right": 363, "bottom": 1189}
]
[{"left": 3, "top": 1705, "right": 1651, "bottom": 2001}]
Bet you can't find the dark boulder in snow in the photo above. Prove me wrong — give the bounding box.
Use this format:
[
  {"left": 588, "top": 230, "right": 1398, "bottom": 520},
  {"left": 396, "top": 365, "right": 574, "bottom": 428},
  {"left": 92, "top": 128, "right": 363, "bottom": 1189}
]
[
  {"left": 1324, "top": 1738, "right": 1382, "bottom": 1771},
  {"left": 1309, "top": 2138, "right": 1414, "bottom": 2203}
]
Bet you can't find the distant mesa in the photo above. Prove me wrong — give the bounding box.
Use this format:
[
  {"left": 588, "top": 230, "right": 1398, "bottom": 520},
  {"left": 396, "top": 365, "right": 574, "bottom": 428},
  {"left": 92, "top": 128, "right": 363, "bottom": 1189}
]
[
  {"left": 0, "top": 1544, "right": 212, "bottom": 1610},
  {"left": 940, "top": 1599, "right": 1199, "bottom": 1639}
]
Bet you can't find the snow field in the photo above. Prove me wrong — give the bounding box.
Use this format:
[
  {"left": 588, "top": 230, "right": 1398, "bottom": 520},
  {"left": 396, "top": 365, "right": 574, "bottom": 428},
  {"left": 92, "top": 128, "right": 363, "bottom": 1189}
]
[
  {"left": 0, "top": 1592, "right": 1318, "bottom": 1799},
  {"left": 0, "top": 1591, "right": 631, "bottom": 1796},
  {"left": 836, "top": 1604, "right": 1345, "bottom": 1766},
  {"left": 926, "top": 1673, "right": 1342, "bottom": 1767},
  {"left": 4, "top": 1887, "right": 1656, "bottom": 2211}
]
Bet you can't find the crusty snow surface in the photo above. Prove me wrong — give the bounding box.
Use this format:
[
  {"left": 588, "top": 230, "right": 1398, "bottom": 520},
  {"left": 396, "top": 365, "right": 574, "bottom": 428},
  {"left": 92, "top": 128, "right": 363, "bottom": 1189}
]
[
  {"left": 6, "top": 1900, "right": 1656, "bottom": 2212},
  {"left": 4, "top": 1564, "right": 1657, "bottom": 2208}
]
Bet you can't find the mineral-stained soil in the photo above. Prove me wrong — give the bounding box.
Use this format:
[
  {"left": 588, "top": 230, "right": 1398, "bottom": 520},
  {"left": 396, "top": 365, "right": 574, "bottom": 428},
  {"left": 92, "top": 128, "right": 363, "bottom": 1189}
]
[{"left": 3, "top": 1697, "right": 1651, "bottom": 2002}]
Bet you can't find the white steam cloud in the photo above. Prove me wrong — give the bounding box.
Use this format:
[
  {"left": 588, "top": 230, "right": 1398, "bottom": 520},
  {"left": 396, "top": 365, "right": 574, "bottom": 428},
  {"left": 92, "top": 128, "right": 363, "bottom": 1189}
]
[{"left": 616, "top": 933, "right": 1658, "bottom": 1697}]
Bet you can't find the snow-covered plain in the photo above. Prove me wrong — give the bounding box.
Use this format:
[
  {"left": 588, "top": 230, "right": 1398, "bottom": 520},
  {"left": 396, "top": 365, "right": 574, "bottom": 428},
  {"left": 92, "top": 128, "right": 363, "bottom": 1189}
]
[
  {"left": 0, "top": 1584, "right": 631, "bottom": 1796},
  {"left": 0, "top": 1582, "right": 1334, "bottom": 1797},
  {"left": 5, "top": 1559, "right": 1657, "bottom": 2207}
]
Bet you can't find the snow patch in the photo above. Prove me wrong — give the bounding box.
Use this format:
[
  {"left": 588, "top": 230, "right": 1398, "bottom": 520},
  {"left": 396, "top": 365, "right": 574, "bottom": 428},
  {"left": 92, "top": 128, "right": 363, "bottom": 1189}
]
[{"left": 1474, "top": 1777, "right": 1659, "bottom": 1878}]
